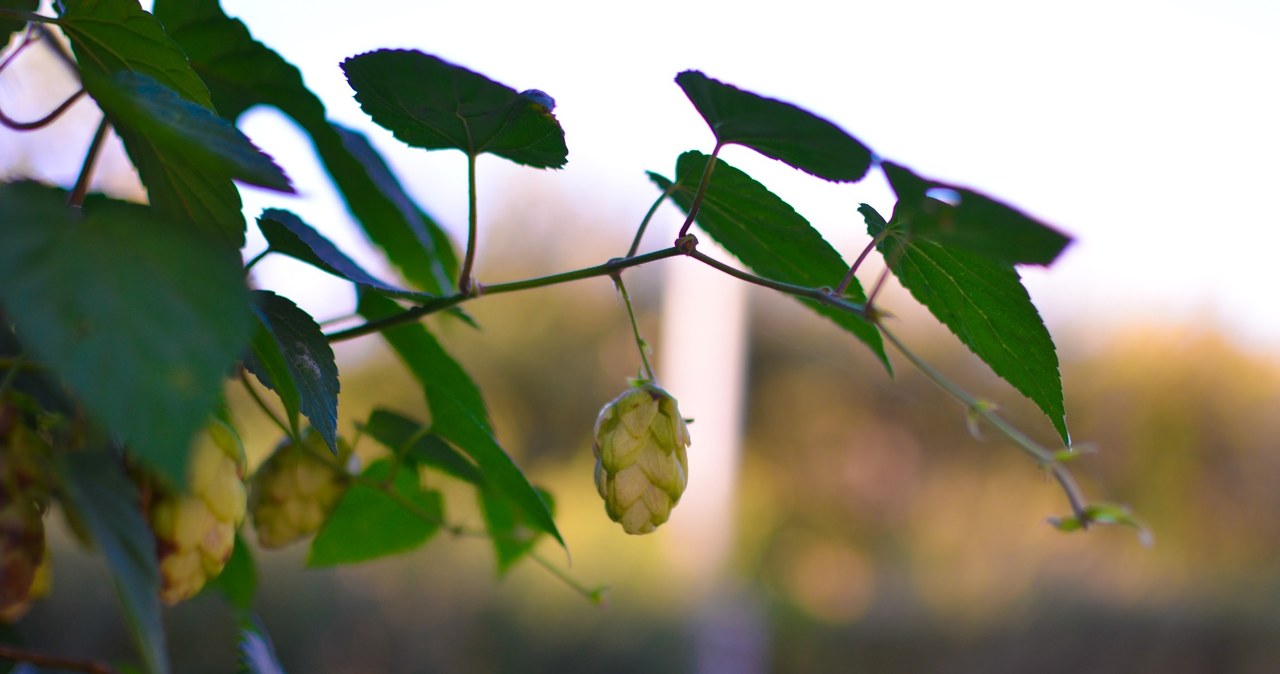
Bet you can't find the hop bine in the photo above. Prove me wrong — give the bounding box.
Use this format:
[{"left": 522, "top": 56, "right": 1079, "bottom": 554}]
[{"left": 593, "top": 384, "right": 691, "bottom": 535}]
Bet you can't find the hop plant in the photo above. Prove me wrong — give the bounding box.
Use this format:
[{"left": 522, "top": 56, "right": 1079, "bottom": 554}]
[
  {"left": 0, "top": 412, "right": 51, "bottom": 622},
  {"left": 147, "top": 420, "right": 247, "bottom": 605},
  {"left": 249, "top": 431, "right": 350, "bottom": 549},
  {"left": 593, "top": 383, "right": 691, "bottom": 535}
]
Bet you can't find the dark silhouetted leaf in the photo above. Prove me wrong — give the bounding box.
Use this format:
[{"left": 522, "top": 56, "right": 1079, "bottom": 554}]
[
  {"left": 676, "top": 71, "right": 874, "bottom": 182},
  {"left": 59, "top": 451, "right": 168, "bottom": 674},
  {"left": 862, "top": 202, "right": 1069, "bottom": 445},
  {"left": 358, "top": 293, "right": 564, "bottom": 548},
  {"left": 342, "top": 49, "right": 567, "bottom": 168},
  {"left": 652, "top": 151, "right": 887, "bottom": 368},
  {"left": 243, "top": 291, "right": 339, "bottom": 454},
  {"left": 880, "top": 161, "right": 1071, "bottom": 266},
  {"left": 1, "top": 0, "right": 38, "bottom": 43},
  {"left": 255, "top": 209, "right": 435, "bottom": 301},
  {"left": 0, "top": 182, "right": 252, "bottom": 483},
  {"left": 308, "top": 459, "right": 442, "bottom": 566},
  {"left": 154, "top": 1, "right": 457, "bottom": 294},
  {"left": 364, "top": 409, "right": 483, "bottom": 486}
]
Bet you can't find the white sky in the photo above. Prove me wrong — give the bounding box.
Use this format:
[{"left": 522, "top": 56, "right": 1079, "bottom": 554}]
[{"left": 4, "top": 0, "right": 1279, "bottom": 353}]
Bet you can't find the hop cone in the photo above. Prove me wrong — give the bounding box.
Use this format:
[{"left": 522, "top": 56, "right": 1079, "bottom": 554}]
[
  {"left": 0, "top": 418, "right": 51, "bottom": 622},
  {"left": 593, "top": 384, "right": 691, "bottom": 535},
  {"left": 148, "top": 420, "right": 247, "bottom": 605},
  {"left": 249, "top": 431, "right": 349, "bottom": 549}
]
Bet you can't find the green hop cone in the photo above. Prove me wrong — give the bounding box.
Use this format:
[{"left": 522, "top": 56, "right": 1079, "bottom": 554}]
[
  {"left": 593, "top": 384, "right": 691, "bottom": 535},
  {"left": 0, "top": 410, "right": 52, "bottom": 623},
  {"left": 249, "top": 430, "right": 350, "bottom": 549},
  {"left": 148, "top": 420, "right": 247, "bottom": 605}
]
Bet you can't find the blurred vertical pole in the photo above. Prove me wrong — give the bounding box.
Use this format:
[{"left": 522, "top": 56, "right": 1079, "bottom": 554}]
[{"left": 659, "top": 244, "right": 766, "bottom": 674}]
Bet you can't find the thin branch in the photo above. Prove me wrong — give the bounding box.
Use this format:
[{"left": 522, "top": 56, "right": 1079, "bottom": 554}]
[
  {"left": 613, "top": 275, "right": 654, "bottom": 382},
  {"left": 685, "top": 248, "right": 868, "bottom": 317},
  {"left": 676, "top": 143, "right": 722, "bottom": 239},
  {"left": 458, "top": 153, "right": 479, "bottom": 295},
  {"left": 238, "top": 370, "right": 291, "bottom": 439},
  {"left": 68, "top": 116, "right": 109, "bottom": 207},
  {"left": 626, "top": 186, "right": 675, "bottom": 259},
  {"left": 0, "top": 24, "right": 38, "bottom": 75},
  {"left": 0, "top": 644, "right": 121, "bottom": 674},
  {"left": 0, "top": 88, "right": 86, "bottom": 131},
  {"left": 835, "top": 229, "right": 887, "bottom": 296}
]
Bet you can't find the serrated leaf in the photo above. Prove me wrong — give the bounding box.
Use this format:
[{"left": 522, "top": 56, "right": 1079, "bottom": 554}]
[
  {"left": 358, "top": 292, "right": 565, "bottom": 548},
  {"left": 342, "top": 49, "right": 568, "bottom": 168},
  {"left": 308, "top": 459, "right": 442, "bottom": 566},
  {"left": 59, "top": 451, "right": 168, "bottom": 674},
  {"left": 1, "top": 0, "right": 37, "bottom": 43},
  {"left": 255, "top": 209, "right": 435, "bottom": 301},
  {"left": 480, "top": 486, "right": 553, "bottom": 574},
  {"left": 364, "top": 409, "right": 483, "bottom": 486},
  {"left": 86, "top": 70, "right": 292, "bottom": 192},
  {"left": 0, "top": 182, "right": 252, "bottom": 483},
  {"left": 205, "top": 532, "right": 257, "bottom": 611},
  {"left": 676, "top": 71, "right": 874, "bottom": 182},
  {"left": 243, "top": 291, "right": 339, "bottom": 454},
  {"left": 861, "top": 202, "right": 1069, "bottom": 445},
  {"left": 652, "top": 151, "right": 887, "bottom": 368},
  {"left": 59, "top": 0, "right": 247, "bottom": 246},
  {"left": 880, "top": 161, "right": 1071, "bottom": 266},
  {"left": 153, "top": 2, "right": 457, "bottom": 294}
]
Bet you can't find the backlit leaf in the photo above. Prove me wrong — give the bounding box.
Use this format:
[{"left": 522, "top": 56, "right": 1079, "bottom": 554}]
[{"left": 308, "top": 459, "right": 442, "bottom": 566}]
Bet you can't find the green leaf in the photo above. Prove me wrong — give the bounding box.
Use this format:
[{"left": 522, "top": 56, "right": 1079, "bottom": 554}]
[
  {"left": 244, "top": 291, "right": 340, "bottom": 454},
  {"left": 676, "top": 71, "right": 874, "bottom": 183},
  {"left": 358, "top": 292, "right": 565, "bottom": 548},
  {"left": 0, "top": 182, "right": 252, "bottom": 483},
  {"left": 255, "top": 209, "right": 435, "bottom": 301},
  {"left": 59, "top": 451, "right": 169, "bottom": 674},
  {"left": 153, "top": 2, "right": 458, "bottom": 294},
  {"left": 341, "top": 49, "right": 568, "bottom": 168},
  {"left": 861, "top": 202, "right": 1069, "bottom": 445},
  {"left": 86, "top": 70, "right": 292, "bottom": 192},
  {"left": 205, "top": 532, "right": 257, "bottom": 611},
  {"left": 880, "top": 161, "right": 1071, "bottom": 266},
  {"left": 59, "top": 0, "right": 247, "bottom": 246},
  {"left": 363, "top": 408, "right": 483, "bottom": 486},
  {"left": 1, "top": 0, "right": 37, "bottom": 43},
  {"left": 480, "top": 486, "right": 554, "bottom": 574},
  {"left": 1049, "top": 503, "right": 1153, "bottom": 546},
  {"left": 308, "top": 459, "right": 443, "bottom": 566},
  {"left": 652, "top": 151, "right": 887, "bottom": 368}
]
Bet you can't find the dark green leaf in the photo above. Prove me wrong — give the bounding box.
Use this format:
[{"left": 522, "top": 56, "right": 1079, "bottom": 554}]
[
  {"left": 59, "top": 451, "right": 169, "bottom": 674},
  {"left": 308, "top": 459, "right": 443, "bottom": 566},
  {"left": 59, "top": 0, "right": 246, "bottom": 245},
  {"left": 652, "top": 151, "right": 887, "bottom": 368},
  {"left": 358, "top": 292, "right": 564, "bottom": 548},
  {"left": 86, "top": 70, "right": 291, "bottom": 192},
  {"left": 880, "top": 161, "right": 1071, "bottom": 266},
  {"left": 0, "top": 182, "right": 252, "bottom": 483},
  {"left": 676, "top": 71, "right": 874, "bottom": 182},
  {"left": 153, "top": 2, "right": 458, "bottom": 294},
  {"left": 480, "top": 486, "right": 553, "bottom": 574},
  {"left": 255, "top": 209, "right": 435, "bottom": 301},
  {"left": 364, "top": 408, "right": 483, "bottom": 486},
  {"left": 244, "top": 291, "right": 339, "bottom": 454},
  {"left": 342, "top": 49, "right": 568, "bottom": 168},
  {"left": 862, "top": 202, "right": 1069, "bottom": 445},
  {"left": 1, "top": 0, "right": 37, "bottom": 43},
  {"left": 205, "top": 532, "right": 256, "bottom": 611},
  {"left": 237, "top": 614, "right": 286, "bottom": 674}
]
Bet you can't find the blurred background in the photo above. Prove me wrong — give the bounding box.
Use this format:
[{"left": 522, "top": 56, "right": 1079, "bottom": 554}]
[{"left": 4, "top": 0, "right": 1280, "bottom": 672}]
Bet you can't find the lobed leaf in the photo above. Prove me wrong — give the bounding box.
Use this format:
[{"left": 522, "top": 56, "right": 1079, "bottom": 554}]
[
  {"left": 880, "top": 161, "right": 1071, "bottom": 266},
  {"left": 342, "top": 49, "right": 568, "bottom": 168},
  {"left": 652, "top": 151, "right": 887, "bottom": 368},
  {"left": 358, "top": 292, "right": 565, "bottom": 548},
  {"left": 59, "top": 451, "right": 169, "bottom": 674},
  {"left": 0, "top": 182, "right": 252, "bottom": 483},
  {"left": 308, "top": 459, "right": 443, "bottom": 566},
  {"left": 676, "top": 70, "right": 874, "bottom": 182},
  {"left": 243, "top": 291, "right": 340, "bottom": 454},
  {"left": 862, "top": 202, "right": 1069, "bottom": 445},
  {"left": 154, "top": 1, "right": 458, "bottom": 294}
]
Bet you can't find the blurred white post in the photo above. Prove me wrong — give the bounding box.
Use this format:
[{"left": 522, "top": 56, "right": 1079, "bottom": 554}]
[{"left": 660, "top": 244, "right": 766, "bottom": 674}]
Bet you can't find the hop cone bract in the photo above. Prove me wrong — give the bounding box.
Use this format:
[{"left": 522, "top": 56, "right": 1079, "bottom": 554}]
[
  {"left": 249, "top": 431, "right": 349, "bottom": 549},
  {"left": 593, "top": 384, "right": 691, "bottom": 535}
]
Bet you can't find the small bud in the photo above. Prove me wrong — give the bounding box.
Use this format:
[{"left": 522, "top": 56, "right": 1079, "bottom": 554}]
[{"left": 592, "top": 384, "right": 690, "bottom": 535}]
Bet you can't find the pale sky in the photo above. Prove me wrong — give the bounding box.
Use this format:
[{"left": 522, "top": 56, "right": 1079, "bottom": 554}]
[{"left": 4, "top": 1, "right": 1278, "bottom": 352}]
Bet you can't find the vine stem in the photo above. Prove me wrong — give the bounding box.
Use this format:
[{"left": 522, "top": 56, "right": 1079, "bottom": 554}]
[
  {"left": 0, "top": 645, "right": 120, "bottom": 674},
  {"left": 685, "top": 247, "right": 868, "bottom": 316},
  {"left": 238, "top": 370, "right": 292, "bottom": 439},
  {"left": 458, "top": 152, "right": 479, "bottom": 295},
  {"left": 528, "top": 551, "right": 607, "bottom": 604},
  {"left": 676, "top": 143, "right": 722, "bottom": 239},
  {"left": 877, "top": 323, "right": 1088, "bottom": 522},
  {"left": 0, "top": 88, "right": 86, "bottom": 131},
  {"left": 69, "top": 117, "right": 110, "bottom": 208},
  {"left": 835, "top": 229, "right": 887, "bottom": 297},
  {"left": 613, "top": 275, "right": 654, "bottom": 381},
  {"left": 626, "top": 185, "right": 675, "bottom": 259}
]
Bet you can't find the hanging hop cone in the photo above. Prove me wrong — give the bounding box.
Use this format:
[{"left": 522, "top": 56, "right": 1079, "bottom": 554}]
[
  {"left": 146, "top": 420, "right": 247, "bottom": 605},
  {"left": 249, "top": 430, "right": 350, "bottom": 549},
  {"left": 593, "top": 384, "right": 691, "bottom": 535},
  {"left": 0, "top": 409, "right": 52, "bottom": 623}
]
